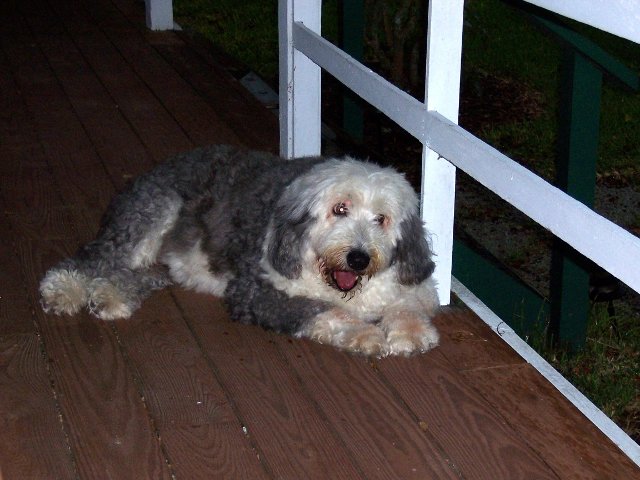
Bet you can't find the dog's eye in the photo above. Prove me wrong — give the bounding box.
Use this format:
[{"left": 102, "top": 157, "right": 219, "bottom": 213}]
[
  {"left": 333, "top": 202, "right": 348, "bottom": 216},
  {"left": 374, "top": 214, "right": 386, "bottom": 225}
]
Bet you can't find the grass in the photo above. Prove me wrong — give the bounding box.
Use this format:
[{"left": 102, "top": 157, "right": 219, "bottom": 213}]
[
  {"left": 541, "top": 303, "right": 640, "bottom": 439},
  {"left": 173, "top": 0, "right": 640, "bottom": 440}
]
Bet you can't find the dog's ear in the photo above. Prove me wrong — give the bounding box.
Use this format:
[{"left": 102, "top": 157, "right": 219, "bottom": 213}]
[
  {"left": 267, "top": 209, "right": 312, "bottom": 279},
  {"left": 394, "top": 214, "right": 435, "bottom": 285}
]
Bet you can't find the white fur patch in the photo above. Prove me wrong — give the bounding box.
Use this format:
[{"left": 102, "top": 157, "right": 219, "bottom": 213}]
[
  {"left": 163, "top": 240, "right": 232, "bottom": 296},
  {"left": 88, "top": 279, "right": 133, "bottom": 320},
  {"left": 259, "top": 157, "right": 440, "bottom": 356},
  {"left": 130, "top": 201, "right": 182, "bottom": 269},
  {"left": 39, "top": 268, "right": 90, "bottom": 316}
]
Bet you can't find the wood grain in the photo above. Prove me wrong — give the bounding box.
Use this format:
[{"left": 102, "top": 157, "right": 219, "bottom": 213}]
[
  {"left": 0, "top": 334, "right": 77, "bottom": 479},
  {"left": 113, "top": 291, "right": 270, "bottom": 479},
  {"left": 465, "top": 363, "right": 640, "bottom": 479},
  {"left": 433, "top": 307, "right": 525, "bottom": 370},
  {"left": 90, "top": 0, "right": 242, "bottom": 148},
  {"left": 16, "top": 237, "right": 173, "bottom": 479},
  {"left": 175, "top": 290, "right": 366, "bottom": 479},
  {"left": 277, "top": 338, "right": 461, "bottom": 479},
  {"left": 378, "top": 350, "right": 558, "bottom": 479},
  {"left": 43, "top": 0, "right": 195, "bottom": 163}
]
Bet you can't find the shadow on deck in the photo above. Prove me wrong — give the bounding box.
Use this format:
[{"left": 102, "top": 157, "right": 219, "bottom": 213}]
[{"left": 0, "top": 0, "right": 637, "bottom": 478}]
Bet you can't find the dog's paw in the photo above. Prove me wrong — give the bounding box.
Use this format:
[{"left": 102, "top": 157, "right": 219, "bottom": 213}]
[
  {"left": 301, "top": 309, "right": 389, "bottom": 357},
  {"left": 88, "top": 279, "right": 133, "bottom": 320},
  {"left": 40, "top": 268, "right": 89, "bottom": 316},
  {"left": 383, "top": 313, "right": 439, "bottom": 356},
  {"left": 340, "top": 324, "right": 388, "bottom": 357}
]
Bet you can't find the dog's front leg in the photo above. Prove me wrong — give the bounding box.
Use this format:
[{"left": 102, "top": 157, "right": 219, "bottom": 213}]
[
  {"left": 379, "top": 306, "right": 439, "bottom": 356},
  {"left": 298, "top": 309, "right": 388, "bottom": 357}
]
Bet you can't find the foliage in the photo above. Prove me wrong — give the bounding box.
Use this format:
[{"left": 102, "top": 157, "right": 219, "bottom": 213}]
[{"left": 544, "top": 303, "right": 640, "bottom": 440}]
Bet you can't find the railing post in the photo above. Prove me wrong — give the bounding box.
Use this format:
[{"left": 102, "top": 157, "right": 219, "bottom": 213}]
[
  {"left": 144, "top": 0, "right": 174, "bottom": 31},
  {"left": 550, "top": 49, "right": 603, "bottom": 349},
  {"left": 278, "top": 0, "right": 322, "bottom": 159},
  {"left": 421, "top": 0, "right": 465, "bottom": 305}
]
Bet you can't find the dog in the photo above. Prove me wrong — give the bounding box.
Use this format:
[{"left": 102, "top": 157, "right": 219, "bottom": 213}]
[{"left": 40, "top": 145, "right": 440, "bottom": 356}]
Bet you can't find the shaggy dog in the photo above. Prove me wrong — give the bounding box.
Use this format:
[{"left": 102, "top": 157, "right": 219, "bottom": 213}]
[{"left": 40, "top": 145, "right": 440, "bottom": 356}]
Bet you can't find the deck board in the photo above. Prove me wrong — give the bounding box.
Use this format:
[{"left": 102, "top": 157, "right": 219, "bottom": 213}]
[{"left": 1, "top": 0, "right": 638, "bottom": 478}]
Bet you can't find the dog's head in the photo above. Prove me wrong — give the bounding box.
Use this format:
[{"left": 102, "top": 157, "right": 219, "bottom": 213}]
[{"left": 266, "top": 158, "right": 435, "bottom": 295}]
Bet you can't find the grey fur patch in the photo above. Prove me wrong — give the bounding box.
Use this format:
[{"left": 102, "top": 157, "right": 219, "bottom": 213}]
[
  {"left": 267, "top": 212, "right": 313, "bottom": 279},
  {"left": 394, "top": 215, "right": 435, "bottom": 285}
]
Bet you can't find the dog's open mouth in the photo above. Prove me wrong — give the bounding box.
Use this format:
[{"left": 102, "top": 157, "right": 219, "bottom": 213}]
[{"left": 331, "top": 270, "right": 360, "bottom": 292}]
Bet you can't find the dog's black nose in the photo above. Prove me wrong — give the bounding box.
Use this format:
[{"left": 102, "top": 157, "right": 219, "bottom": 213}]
[{"left": 347, "top": 250, "right": 370, "bottom": 271}]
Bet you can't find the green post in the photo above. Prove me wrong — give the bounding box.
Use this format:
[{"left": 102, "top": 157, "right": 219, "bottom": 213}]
[
  {"left": 340, "top": 0, "right": 364, "bottom": 140},
  {"left": 550, "top": 49, "right": 603, "bottom": 350}
]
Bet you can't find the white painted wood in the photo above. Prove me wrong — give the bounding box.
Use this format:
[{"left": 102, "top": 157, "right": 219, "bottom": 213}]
[
  {"left": 421, "top": 0, "right": 465, "bottom": 305},
  {"left": 291, "top": 22, "right": 640, "bottom": 296},
  {"left": 523, "top": 0, "right": 640, "bottom": 44},
  {"left": 451, "top": 277, "right": 640, "bottom": 467},
  {"left": 426, "top": 111, "right": 640, "bottom": 296},
  {"left": 278, "top": 0, "right": 322, "bottom": 159},
  {"left": 292, "top": 22, "right": 430, "bottom": 140},
  {"left": 145, "top": 0, "right": 174, "bottom": 31}
]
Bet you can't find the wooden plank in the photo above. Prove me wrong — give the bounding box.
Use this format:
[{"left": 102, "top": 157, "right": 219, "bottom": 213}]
[
  {"left": 432, "top": 307, "right": 524, "bottom": 370},
  {"left": 88, "top": 0, "right": 242, "bottom": 148},
  {"left": 1, "top": 16, "right": 114, "bottom": 225},
  {"left": 174, "top": 290, "right": 366, "bottom": 479},
  {"left": 47, "top": 0, "right": 195, "bottom": 162},
  {"left": 22, "top": 2, "right": 156, "bottom": 189},
  {"left": 0, "top": 334, "right": 78, "bottom": 479},
  {"left": 464, "top": 363, "right": 640, "bottom": 478},
  {"left": 16, "top": 237, "right": 173, "bottom": 479},
  {"left": 3, "top": 8, "right": 173, "bottom": 474},
  {"left": 274, "top": 339, "right": 461, "bottom": 478},
  {"left": 153, "top": 35, "right": 280, "bottom": 152},
  {"left": 113, "top": 291, "right": 270, "bottom": 479},
  {"left": 377, "top": 351, "right": 557, "bottom": 478},
  {"left": 0, "top": 216, "right": 38, "bottom": 336}
]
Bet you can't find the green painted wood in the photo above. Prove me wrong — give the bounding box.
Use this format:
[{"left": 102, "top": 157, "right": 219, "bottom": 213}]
[
  {"left": 453, "top": 232, "right": 549, "bottom": 337},
  {"left": 340, "top": 0, "right": 364, "bottom": 140},
  {"left": 550, "top": 50, "right": 603, "bottom": 350},
  {"left": 519, "top": 2, "right": 639, "bottom": 90}
]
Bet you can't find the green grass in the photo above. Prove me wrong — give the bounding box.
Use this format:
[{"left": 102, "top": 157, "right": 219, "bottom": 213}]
[
  {"left": 463, "top": 0, "right": 640, "bottom": 175},
  {"left": 540, "top": 303, "right": 640, "bottom": 439},
  {"left": 174, "top": 0, "right": 338, "bottom": 83}
]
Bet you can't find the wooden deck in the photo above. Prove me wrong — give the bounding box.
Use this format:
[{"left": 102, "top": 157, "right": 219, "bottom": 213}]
[{"left": 0, "top": 0, "right": 637, "bottom": 478}]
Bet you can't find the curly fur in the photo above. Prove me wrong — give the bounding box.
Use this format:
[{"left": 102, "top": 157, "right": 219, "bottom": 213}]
[{"left": 40, "top": 145, "right": 440, "bottom": 356}]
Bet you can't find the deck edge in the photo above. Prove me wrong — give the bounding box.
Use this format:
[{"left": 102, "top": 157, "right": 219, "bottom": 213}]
[{"left": 451, "top": 276, "right": 640, "bottom": 467}]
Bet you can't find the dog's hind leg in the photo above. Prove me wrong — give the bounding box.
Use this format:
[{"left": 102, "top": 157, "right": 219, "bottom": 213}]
[
  {"left": 87, "top": 266, "right": 171, "bottom": 320},
  {"left": 40, "top": 256, "right": 170, "bottom": 320}
]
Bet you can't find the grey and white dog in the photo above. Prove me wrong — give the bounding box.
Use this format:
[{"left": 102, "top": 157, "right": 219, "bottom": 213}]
[{"left": 40, "top": 145, "right": 440, "bottom": 356}]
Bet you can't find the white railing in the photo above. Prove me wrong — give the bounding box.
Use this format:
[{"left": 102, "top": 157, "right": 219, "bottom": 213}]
[
  {"left": 279, "top": 0, "right": 640, "bottom": 463},
  {"left": 145, "top": 0, "right": 174, "bottom": 31}
]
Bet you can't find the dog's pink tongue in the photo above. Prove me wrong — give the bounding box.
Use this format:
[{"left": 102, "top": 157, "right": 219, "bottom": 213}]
[{"left": 332, "top": 270, "right": 358, "bottom": 291}]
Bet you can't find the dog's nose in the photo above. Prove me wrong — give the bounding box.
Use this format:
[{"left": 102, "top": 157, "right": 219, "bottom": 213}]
[{"left": 347, "top": 250, "right": 370, "bottom": 271}]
